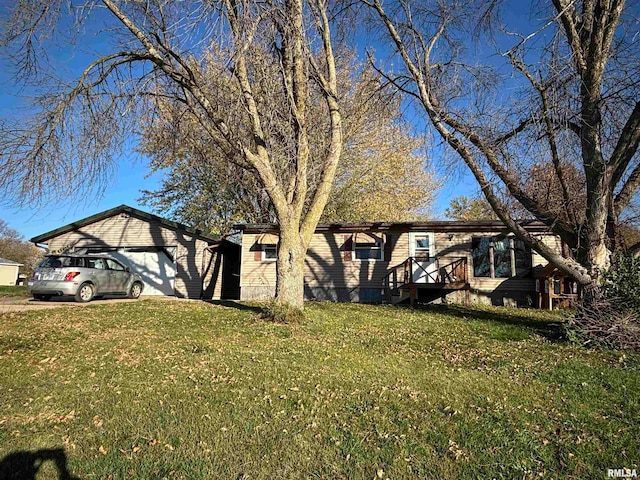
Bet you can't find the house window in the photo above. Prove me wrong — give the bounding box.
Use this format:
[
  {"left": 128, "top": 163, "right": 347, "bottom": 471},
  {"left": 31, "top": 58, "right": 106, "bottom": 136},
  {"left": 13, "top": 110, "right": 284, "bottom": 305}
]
[
  {"left": 472, "top": 236, "right": 531, "bottom": 278},
  {"left": 262, "top": 244, "right": 277, "bottom": 261},
  {"left": 414, "top": 235, "right": 430, "bottom": 258},
  {"left": 492, "top": 237, "right": 512, "bottom": 278},
  {"left": 353, "top": 237, "right": 383, "bottom": 260}
]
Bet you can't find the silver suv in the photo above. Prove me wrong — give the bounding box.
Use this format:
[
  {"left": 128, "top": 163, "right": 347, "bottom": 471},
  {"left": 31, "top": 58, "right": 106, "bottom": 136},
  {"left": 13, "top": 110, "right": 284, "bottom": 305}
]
[{"left": 28, "top": 254, "right": 144, "bottom": 303}]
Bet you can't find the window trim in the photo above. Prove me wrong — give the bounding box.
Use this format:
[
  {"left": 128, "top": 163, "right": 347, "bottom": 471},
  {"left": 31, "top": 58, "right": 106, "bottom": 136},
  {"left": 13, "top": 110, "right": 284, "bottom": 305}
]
[
  {"left": 262, "top": 244, "right": 278, "bottom": 262},
  {"left": 412, "top": 234, "right": 431, "bottom": 259},
  {"left": 472, "top": 235, "right": 531, "bottom": 279},
  {"left": 352, "top": 237, "right": 384, "bottom": 261},
  {"left": 409, "top": 232, "right": 435, "bottom": 260}
]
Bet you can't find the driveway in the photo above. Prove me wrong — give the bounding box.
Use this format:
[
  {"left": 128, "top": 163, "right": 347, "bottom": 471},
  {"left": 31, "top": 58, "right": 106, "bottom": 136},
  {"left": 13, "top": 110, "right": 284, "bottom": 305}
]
[{"left": 0, "top": 296, "right": 151, "bottom": 313}]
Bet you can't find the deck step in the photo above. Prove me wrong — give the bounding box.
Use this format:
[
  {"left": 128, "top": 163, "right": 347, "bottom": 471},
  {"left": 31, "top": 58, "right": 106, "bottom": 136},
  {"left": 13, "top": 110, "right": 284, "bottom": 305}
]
[{"left": 391, "top": 289, "right": 411, "bottom": 305}]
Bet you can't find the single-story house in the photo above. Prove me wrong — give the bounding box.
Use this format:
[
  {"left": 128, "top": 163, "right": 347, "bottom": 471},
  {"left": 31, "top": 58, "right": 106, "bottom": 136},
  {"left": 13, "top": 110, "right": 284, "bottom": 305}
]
[
  {"left": 0, "top": 257, "right": 23, "bottom": 286},
  {"left": 235, "top": 221, "right": 561, "bottom": 306},
  {"left": 31, "top": 205, "right": 240, "bottom": 299},
  {"left": 30, "top": 207, "right": 562, "bottom": 306}
]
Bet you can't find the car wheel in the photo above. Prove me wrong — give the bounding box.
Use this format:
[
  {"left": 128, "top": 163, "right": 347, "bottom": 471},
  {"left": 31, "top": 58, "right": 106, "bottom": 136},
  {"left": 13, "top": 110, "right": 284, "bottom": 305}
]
[
  {"left": 128, "top": 282, "right": 143, "bottom": 299},
  {"left": 75, "top": 283, "right": 95, "bottom": 303}
]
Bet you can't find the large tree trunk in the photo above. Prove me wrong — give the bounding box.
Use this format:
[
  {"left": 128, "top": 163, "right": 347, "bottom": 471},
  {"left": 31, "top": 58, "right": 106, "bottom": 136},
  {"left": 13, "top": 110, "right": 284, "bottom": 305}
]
[
  {"left": 274, "top": 222, "right": 307, "bottom": 309},
  {"left": 585, "top": 234, "right": 612, "bottom": 280}
]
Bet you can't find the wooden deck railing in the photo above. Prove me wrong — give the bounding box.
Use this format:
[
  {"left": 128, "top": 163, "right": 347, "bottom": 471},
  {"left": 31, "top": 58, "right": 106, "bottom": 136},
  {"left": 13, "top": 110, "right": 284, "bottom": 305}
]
[{"left": 382, "top": 256, "right": 468, "bottom": 296}]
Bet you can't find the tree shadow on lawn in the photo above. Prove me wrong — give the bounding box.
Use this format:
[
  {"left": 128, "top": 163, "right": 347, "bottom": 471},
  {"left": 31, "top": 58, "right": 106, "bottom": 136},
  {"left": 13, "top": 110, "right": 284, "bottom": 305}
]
[
  {"left": 414, "top": 303, "right": 568, "bottom": 342},
  {"left": 203, "top": 300, "right": 263, "bottom": 314},
  {"left": 0, "top": 448, "right": 79, "bottom": 480}
]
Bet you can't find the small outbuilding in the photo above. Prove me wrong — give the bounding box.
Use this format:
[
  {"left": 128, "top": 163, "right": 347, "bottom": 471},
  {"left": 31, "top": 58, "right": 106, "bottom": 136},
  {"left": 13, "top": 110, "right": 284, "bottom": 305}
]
[
  {"left": 535, "top": 263, "right": 579, "bottom": 310},
  {"left": 31, "top": 205, "right": 240, "bottom": 299},
  {"left": 0, "top": 257, "right": 23, "bottom": 286}
]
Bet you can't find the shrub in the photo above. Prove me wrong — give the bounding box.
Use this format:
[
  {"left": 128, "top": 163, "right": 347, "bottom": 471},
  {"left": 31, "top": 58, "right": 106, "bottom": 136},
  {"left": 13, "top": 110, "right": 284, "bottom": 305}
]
[
  {"left": 602, "top": 253, "right": 640, "bottom": 312},
  {"left": 566, "top": 296, "right": 640, "bottom": 351},
  {"left": 260, "top": 300, "right": 304, "bottom": 324},
  {"left": 565, "top": 253, "right": 640, "bottom": 351}
]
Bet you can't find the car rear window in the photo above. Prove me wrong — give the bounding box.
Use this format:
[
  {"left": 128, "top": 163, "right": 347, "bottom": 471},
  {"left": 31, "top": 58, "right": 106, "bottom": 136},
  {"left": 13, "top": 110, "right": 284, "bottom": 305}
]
[{"left": 39, "top": 256, "right": 84, "bottom": 268}]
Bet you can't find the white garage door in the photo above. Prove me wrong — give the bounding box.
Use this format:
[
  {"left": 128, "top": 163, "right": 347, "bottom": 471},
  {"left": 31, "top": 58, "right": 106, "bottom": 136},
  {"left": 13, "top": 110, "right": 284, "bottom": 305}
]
[{"left": 111, "top": 249, "right": 176, "bottom": 296}]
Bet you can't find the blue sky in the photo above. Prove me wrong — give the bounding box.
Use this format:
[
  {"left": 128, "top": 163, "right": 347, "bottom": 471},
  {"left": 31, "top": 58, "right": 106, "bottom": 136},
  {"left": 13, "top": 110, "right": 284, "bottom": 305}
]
[
  {"left": 1, "top": 157, "right": 165, "bottom": 241},
  {"left": 0, "top": 1, "right": 535, "bottom": 240}
]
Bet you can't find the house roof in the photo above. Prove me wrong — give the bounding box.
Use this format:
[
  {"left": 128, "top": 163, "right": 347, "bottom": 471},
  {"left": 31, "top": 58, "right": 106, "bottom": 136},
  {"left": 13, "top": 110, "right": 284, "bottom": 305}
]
[
  {"left": 31, "top": 205, "right": 220, "bottom": 244},
  {"left": 0, "top": 257, "right": 23, "bottom": 266},
  {"left": 537, "top": 262, "right": 574, "bottom": 279},
  {"left": 235, "top": 220, "right": 552, "bottom": 235}
]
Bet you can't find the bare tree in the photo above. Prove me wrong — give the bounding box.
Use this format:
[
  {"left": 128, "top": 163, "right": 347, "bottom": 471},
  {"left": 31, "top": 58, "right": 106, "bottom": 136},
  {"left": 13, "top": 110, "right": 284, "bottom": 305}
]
[
  {"left": 138, "top": 63, "right": 439, "bottom": 233},
  {"left": 0, "top": 0, "right": 344, "bottom": 310},
  {"left": 364, "top": 0, "right": 640, "bottom": 290},
  {"left": 0, "top": 219, "right": 44, "bottom": 275}
]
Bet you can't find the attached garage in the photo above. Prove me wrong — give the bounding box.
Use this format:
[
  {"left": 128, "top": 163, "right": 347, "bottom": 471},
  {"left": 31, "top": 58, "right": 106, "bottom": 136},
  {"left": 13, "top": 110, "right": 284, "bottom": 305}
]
[
  {"left": 78, "top": 246, "right": 177, "bottom": 296},
  {"left": 113, "top": 248, "right": 176, "bottom": 296},
  {"left": 30, "top": 205, "right": 240, "bottom": 299}
]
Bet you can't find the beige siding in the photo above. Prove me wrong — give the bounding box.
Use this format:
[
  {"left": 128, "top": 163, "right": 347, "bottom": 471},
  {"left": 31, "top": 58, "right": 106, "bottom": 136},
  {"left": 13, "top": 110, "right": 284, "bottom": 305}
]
[
  {"left": 44, "top": 215, "right": 211, "bottom": 298},
  {"left": 201, "top": 247, "right": 228, "bottom": 300},
  {"left": 201, "top": 248, "right": 217, "bottom": 299},
  {"left": 531, "top": 234, "right": 561, "bottom": 271},
  {"left": 434, "top": 230, "right": 558, "bottom": 305},
  {"left": 434, "top": 229, "right": 537, "bottom": 285},
  {"left": 305, "top": 232, "right": 407, "bottom": 288},
  {"left": 390, "top": 233, "right": 410, "bottom": 266},
  {"left": 241, "top": 231, "right": 410, "bottom": 299},
  {"left": 241, "top": 228, "right": 561, "bottom": 305},
  {"left": 175, "top": 238, "right": 210, "bottom": 298},
  {"left": 0, "top": 265, "right": 19, "bottom": 286},
  {"left": 240, "top": 233, "right": 277, "bottom": 298},
  {"left": 46, "top": 215, "right": 182, "bottom": 251}
]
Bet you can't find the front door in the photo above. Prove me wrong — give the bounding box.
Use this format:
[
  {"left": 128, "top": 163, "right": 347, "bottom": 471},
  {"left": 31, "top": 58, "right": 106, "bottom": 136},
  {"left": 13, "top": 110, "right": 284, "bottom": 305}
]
[{"left": 409, "top": 232, "right": 436, "bottom": 283}]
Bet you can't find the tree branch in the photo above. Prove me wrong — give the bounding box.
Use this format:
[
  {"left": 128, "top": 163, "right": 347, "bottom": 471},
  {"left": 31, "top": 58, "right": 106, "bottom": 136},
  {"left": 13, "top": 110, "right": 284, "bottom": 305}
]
[
  {"left": 615, "top": 161, "right": 640, "bottom": 216},
  {"left": 611, "top": 101, "right": 640, "bottom": 189},
  {"left": 507, "top": 52, "right": 577, "bottom": 224},
  {"left": 300, "top": 0, "right": 343, "bottom": 244}
]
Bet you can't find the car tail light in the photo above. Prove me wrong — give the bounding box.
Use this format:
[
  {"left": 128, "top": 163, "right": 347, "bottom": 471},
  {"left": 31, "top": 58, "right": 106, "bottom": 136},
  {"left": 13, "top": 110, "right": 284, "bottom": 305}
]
[{"left": 64, "top": 272, "right": 80, "bottom": 282}]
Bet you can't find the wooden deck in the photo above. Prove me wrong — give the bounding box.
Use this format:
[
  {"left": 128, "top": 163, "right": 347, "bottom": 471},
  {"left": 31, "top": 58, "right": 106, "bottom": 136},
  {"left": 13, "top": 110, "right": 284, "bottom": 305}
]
[{"left": 382, "top": 256, "right": 470, "bottom": 305}]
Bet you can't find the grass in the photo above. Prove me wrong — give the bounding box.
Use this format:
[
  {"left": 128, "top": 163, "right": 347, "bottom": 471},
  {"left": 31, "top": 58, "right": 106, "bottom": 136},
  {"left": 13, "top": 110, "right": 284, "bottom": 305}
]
[
  {"left": 0, "top": 300, "right": 638, "bottom": 479},
  {"left": 0, "top": 285, "right": 28, "bottom": 298}
]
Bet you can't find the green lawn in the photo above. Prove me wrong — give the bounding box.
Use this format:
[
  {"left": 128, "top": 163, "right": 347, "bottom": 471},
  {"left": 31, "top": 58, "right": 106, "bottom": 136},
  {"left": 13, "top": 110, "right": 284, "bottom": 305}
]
[
  {"left": 0, "top": 285, "right": 28, "bottom": 298},
  {"left": 0, "top": 300, "right": 638, "bottom": 479}
]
